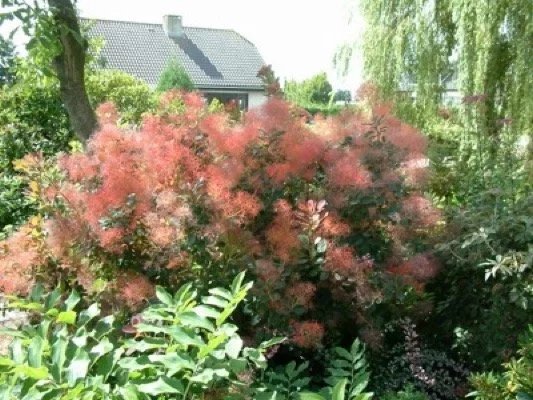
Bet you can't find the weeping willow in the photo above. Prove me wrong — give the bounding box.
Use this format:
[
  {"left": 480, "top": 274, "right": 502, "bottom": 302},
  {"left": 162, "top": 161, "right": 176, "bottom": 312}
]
[{"left": 356, "top": 0, "right": 532, "bottom": 147}]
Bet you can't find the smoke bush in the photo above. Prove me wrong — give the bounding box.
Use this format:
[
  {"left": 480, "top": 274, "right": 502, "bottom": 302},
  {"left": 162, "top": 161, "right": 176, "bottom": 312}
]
[{"left": 0, "top": 90, "right": 441, "bottom": 347}]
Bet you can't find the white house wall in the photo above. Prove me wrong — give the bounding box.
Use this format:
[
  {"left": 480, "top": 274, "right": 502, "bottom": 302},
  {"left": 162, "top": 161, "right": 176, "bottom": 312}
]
[{"left": 248, "top": 91, "right": 268, "bottom": 108}]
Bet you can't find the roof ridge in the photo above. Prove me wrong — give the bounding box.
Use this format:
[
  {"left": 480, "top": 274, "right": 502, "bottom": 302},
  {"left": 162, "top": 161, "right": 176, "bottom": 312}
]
[{"left": 79, "top": 16, "right": 241, "bottom": 34}]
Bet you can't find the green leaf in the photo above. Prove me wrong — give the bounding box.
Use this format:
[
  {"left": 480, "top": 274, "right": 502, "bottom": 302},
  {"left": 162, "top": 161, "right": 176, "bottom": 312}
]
[
  {"left": 119, "top": 385, "right": 141, "bottom": 400},
  {"left": 189, "top": 367, "right": 229, "bottom": 384},
  {"left": 299, "top": 393, "right": 325, "bottom": 400},
  {"left": 13, "top": 365, "right": 49, "bottom": 380},
  {"left": 66, "top": 348, "right": 90, "bottom": 387},
  {"left": 155, "top": 286, "right": 174, "bottom": 306},
  {"left": 134, "top": 377, "right": 184, "bottom": 395},
  {"left": 147, "top": 353, "right": 194, "bottom": 375},
  {"left": 30, "top": 284, "right": 44, "bottom": 302},
  {"left": 193, "top": 305, "right": 220, "bottom": 319},
  {"left": 231, "top": 271, "right": 247, "bottom": 293},
  {"left": 51, "top": 333, "right": 68, "bottom": 383},
  {"left": 28, "top": 336, "right": 43, "bottom": 368},
  {"left": 77, "top": 303, "right": 100, "bottom": 327},
  {"left": 202, "top": 295, "right": 229, "bottom": 309},
  {"left": 90, "top": 337, "right": 114, "bottom": 359},
  {"left": 64, "top": 290, "right": 81, "bottom": 311},
  {"left": 332, "top": 379, "right": 347, "bottom": 400},
  {"left": 225, "top": 336, "right": 243, "bottom": 359},
  {"left": 56, "top": 311, "right": 77, "bottom": 325},
  {"left": 335, "top": 347, "right": 353, "bottom": 361},
  {"left": 44, "top": 288, "right": 62, "bottom": 310},
  {"left": 179, "top": 312, "right": 215, "bottom": 331},
  {"left": 208, "top": 287, "right": 233, "bottom": 301}
]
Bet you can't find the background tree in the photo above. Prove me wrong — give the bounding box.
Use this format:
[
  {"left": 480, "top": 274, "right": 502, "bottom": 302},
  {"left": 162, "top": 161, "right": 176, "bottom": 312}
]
[
  {"left": 0, "top": 35, "right": 16, "bottom": 85},
  {"left": 0, "top": 0, "right": 97, "bottom": 143},
  {"left": 285, "top": 72, "right": 333, "bottom": 105},
  {"left": 342, "top": 0, "right": 532, "bottom": 143},
  {"left": 156, "top": 57, "right": 194, "bottom": 92}
]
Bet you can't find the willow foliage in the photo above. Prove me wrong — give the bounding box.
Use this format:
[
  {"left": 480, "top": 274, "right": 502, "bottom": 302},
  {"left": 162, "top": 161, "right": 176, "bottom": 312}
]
[{"left": 356, "top": 0, "right": 532, "bottom": 138}]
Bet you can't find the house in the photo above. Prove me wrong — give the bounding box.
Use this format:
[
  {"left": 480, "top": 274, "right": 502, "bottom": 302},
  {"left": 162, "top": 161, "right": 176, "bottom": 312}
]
[
  {"left": 83, "top": 15, "right": 268, "bottom": 110},
  {"left": 398, "top": 72, "right": 461, "bottom": 106}
]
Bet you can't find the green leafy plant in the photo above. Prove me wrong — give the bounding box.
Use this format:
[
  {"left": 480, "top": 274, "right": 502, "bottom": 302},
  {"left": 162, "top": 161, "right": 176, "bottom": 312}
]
[
  {"left": 156, "top": 57, "right": 194, "bottom": 92},
  {"left": 468, "top": 325, "right": 533, "bottom": 400},
  {"left": 255, "top": 339, "right": 373, "bottom": 400},
  {"left": 0, "top": 273, "right": 285, "bottom": 399}
]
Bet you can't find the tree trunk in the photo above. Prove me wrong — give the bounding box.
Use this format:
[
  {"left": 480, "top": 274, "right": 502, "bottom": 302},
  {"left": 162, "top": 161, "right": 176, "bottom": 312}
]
[{"left": 48, "top": 0, "right": 98, "bottom": 144}]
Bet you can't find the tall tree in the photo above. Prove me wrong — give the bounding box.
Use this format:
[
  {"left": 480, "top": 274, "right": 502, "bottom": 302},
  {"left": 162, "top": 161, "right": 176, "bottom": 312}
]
[
  {"left": 0, "top": 35, "right": 16, "bottom": 85},
  {"left": 342, "top": 0, "right": 533, "bottom": 142},
  {"left": 1, "top": 0, "right": 98, "bottom": 143}
]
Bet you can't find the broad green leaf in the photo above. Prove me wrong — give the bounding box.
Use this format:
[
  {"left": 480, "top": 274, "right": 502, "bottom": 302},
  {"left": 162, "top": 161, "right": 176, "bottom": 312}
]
[
  {"left": 118, "top": 356, "right": 153, "bottom": 372},
  {"left": 56, "top": 311, "right": 77, "bottom": 325},
  {"left": 66, "top": 349, "right": 90, "bottom": 387},
  {"left": 155, "top": 286, "right": 174, "bottom": 306},
  {"left": 198, "top": 334, "right": 227, "bottom": 359},
  {"left": 30, "top": 284, "right": 44, "bottom": 302},
  {"left": 189, "top": 367, "right": 229, "bottom": 384},
  {"left": 96, "top": 348, "right": 124, "bottom": 380},
  {"left": 10, "top": 339, "right": 24, "bottom": 364},
  {"left": 77, "top": 303, "right": 100, "bottom": 327},
  {"left": 44, "top": 288, "right": 62, "bottom": 310},
  {"left": 119, "top": 385, "right": 141, "bottom": 400},
  {"left": 122, "top": 338, "right": 166, "bottom": 352},
  {"left": 51, "top": 334, "right": 68, "bottom": 383},
  {"left": 208, "top": 287, "right": 233, "bottom": 301},
  {"left": 231, "top": 271, "right": 246, "bottom": 293},
  {"left": 147, "top": 353, "right": 194, "bottom": 375},
  {"left": 202, "top": 295, "right": 229, "bottom": 309},
  {"left": 28, "top": 336, "right": 43, "bottom": 368},
  {"left": 13, "top": 365, "right": 48, "bottom": 380},
  {"left": 332, "top": 379, "right": 347, "bottom": 400},
  {"left": 134, "top": 377, "right": 184, "bottom": 395},
  {"left": 225, "top": 336, "right": 243, "bottom": 359},
  {"left": 335, "top": 347, "right": 353, "bottom": 361},
  {"left": 90, "top": 337, "right": 114, "bottom": 361},
  {"left": 179, "top": 312, "right": 215, "bottom": 331},
  {"left": 193, "top": 305, "right": 220, "bottom": 319},
  {"left": 299, "top": 393, "right": 325, "bottom": 400},
  {"left": 64, "top": 290, "right": 81, "bottom": 311}
]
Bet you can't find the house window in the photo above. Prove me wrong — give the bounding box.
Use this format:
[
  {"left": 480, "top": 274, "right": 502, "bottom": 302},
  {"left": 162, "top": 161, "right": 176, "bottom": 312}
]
[{"left": 204, "top": 93, "right": 249, "bottom": 110}]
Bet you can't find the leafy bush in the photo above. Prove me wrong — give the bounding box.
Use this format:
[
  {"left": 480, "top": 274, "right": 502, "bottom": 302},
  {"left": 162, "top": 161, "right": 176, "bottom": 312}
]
[
  {"left": 156, "top": 58, "right": 194, "bottom": 92},
  {"left": 431, "top": 192, "right": 533, "bottom": 368},
  {"left": 372, "top": 319, "right": 469, "bottom": 400},
  {"left": 256, "top": 339, "right": 373, "bottom": 400},
  {"left": 381, "top": 385, "right": 429, "bottom": 400},
  {"left": 86, "top": 69, "right": 156, "bottom": 125},
  {"left": 0, "top": 63, "right": 156, "bottom": 232},
  {"left": 469, "top": 325, "right": 533, "bottom": 400},
  {"left": 285, "top": 72, "right": 333, "bottom": 105},
  {"left": 0, "top": 93, "right": 441, "bottom": 357},
  {"left": 0, "top": 273, "right": 285, "bottom": 399}
]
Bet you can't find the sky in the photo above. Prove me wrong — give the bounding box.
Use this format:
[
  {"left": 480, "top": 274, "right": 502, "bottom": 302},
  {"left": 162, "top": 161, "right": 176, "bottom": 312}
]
[{"left": 2, "top": 0, "right": 365, "bottom": 90}]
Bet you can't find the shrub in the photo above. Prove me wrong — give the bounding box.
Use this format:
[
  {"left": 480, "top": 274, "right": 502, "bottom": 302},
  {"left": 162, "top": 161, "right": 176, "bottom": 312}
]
[
  {"left": 285, "top": 72, "right": 333, "bottom": 105},
  {"left": 372, "top": 319, "right": 469, "bottom": 400},
  {"left": 0, "top": 273, "right": 285, "bottom": 399},
  {"left": 0, "top": 65, "right": 156, "bottom": 232},
  {"left": 381, "top": 385, "right": 429, "bottom": 400},
  {"left": 431, "top": 192, "right": 533, "bottom": 369},
  {"left": 86, "top": 69, "right": 156, "bottom": 126},
  {"left": 469, "top": 325, "right": 533, "bottom": 400},
  {"left": 156, "top": 58, "right": 194, "bottom": 92},
  {"left": 0, "top": 93, "right": 441, "bottom": 354}
]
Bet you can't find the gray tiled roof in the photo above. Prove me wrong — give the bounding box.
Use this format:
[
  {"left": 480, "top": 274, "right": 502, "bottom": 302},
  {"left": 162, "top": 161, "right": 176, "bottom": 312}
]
[{"left": 83, "top": 18, "right": 266, "bottom": 90}]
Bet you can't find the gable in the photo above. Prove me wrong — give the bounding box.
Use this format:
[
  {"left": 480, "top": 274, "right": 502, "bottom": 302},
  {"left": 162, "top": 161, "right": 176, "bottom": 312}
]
[{"left": 84, "top": 18, "right": 266, "bottom": 90}]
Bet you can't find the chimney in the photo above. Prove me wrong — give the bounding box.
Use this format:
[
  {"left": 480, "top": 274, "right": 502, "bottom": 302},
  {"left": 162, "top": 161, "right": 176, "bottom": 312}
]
[{"left": 163, "top": 15, "right": 183, "bottom": 41}]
